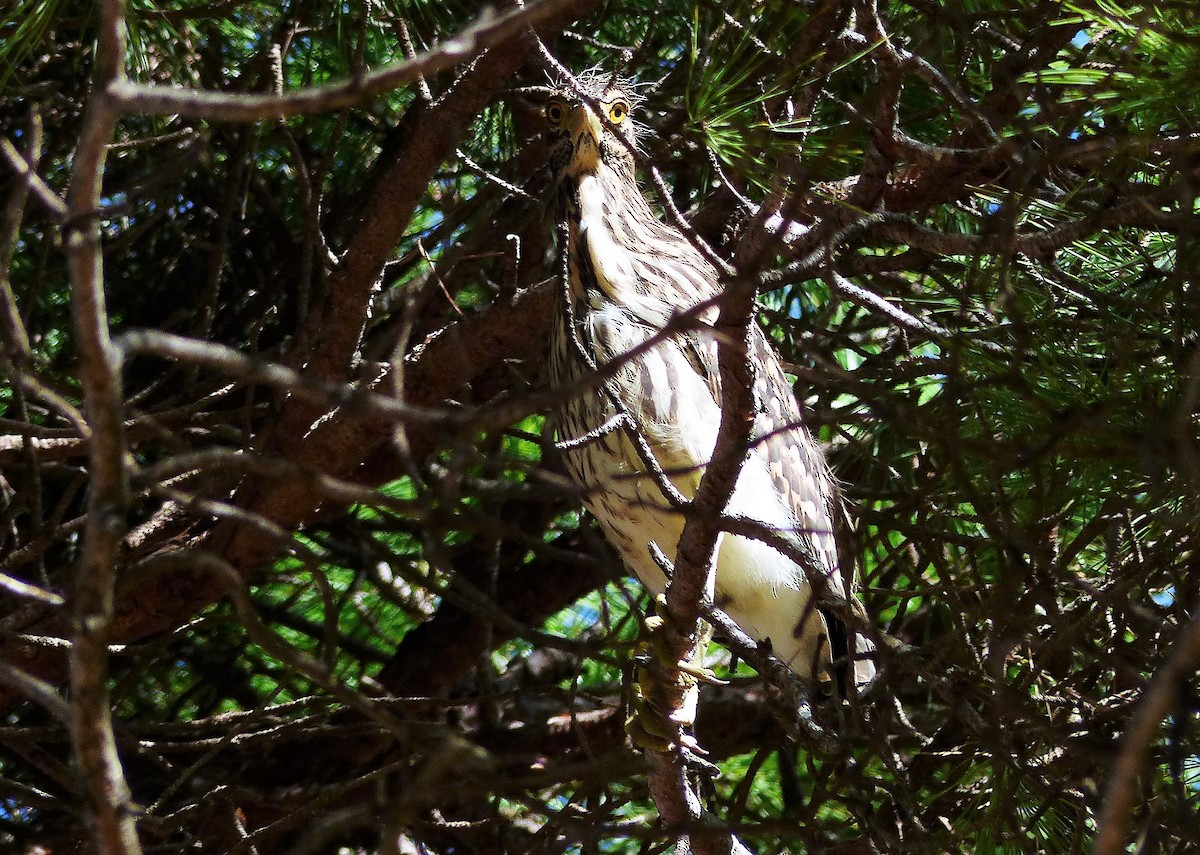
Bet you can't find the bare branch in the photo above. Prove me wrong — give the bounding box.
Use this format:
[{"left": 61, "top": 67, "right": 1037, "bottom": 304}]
[
  {"left": 109, "top": 0, "right": 593, "bottom": 121},
  {"left": 0, "top": 659, "right": 69, "bottom": 722},
  {"left": 0, "top": 136, "right": 67, "bottom": 222},
  {"left": 1093, "top": 611, "right": 1200, "bottom": 855},
  {"left": 63, "top": 0, "right": 142, "bottom": 850},
  {"left": 638, "top": 273, "right": 761, "bottom": 855}
]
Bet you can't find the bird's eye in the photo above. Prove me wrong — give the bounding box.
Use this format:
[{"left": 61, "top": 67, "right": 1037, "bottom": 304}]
[
  {"left": 546, "top": 101, "right": 566, "bottom": 125},
  {"left": 608, "top": 101, "right": 629, "bottom": 124}
]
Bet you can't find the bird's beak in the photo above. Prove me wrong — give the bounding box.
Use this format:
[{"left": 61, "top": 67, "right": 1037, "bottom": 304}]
[{"left": 565, "top": 104, "right": 603, "bottom": 174}]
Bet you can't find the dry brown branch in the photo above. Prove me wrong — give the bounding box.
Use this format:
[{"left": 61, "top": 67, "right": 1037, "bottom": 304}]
[
  {"left": 1093, "top": 611, "right": 1200, "bottom": 855},
  {"left": 62, "top": 0, "right": 143, "bottom": 850},
  {"left": 109, "top": 0, "right": 595, "bottom": 121},
  {"left": 638, "top": 273, "right": 760, "bottom": 855}
]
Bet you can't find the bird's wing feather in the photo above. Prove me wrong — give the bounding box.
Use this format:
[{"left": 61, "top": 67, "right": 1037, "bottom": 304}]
[{"left": 679, "top": 315, "right": 877, "bottom": 685}]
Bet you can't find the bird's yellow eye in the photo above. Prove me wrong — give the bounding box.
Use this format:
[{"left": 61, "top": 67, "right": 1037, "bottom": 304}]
[
  {"left": 546, "top": 100, "right": 566, "bottom": 125},
  {"left": 607, "top": 101, "right": 629, "bottom": 124}
]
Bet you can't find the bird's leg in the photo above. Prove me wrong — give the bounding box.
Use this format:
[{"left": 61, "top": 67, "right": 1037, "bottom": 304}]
[{"left": 627, "top": 594, "right": 722, "bottom": 770}]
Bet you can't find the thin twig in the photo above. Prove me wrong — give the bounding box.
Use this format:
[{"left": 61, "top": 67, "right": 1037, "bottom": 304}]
[
  {"left": 0, "top": 137, "right": 67, "bottom": 221},
  {"left": 109, "top": 0, "right": 591, "bottom": 121}
]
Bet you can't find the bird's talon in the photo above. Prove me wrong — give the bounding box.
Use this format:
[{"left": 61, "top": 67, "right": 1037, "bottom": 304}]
[
  {"left": 626, "top": 715, "right": 676, "bottom": 753},
  {"left": 632, "top": 696, "right": 678, "bottom": 740},
  {"left": 676, "top": 661, "right": 727, "bottom": 685},
  {"left": 680, "top": 746, "right": 721, "bottom": 776}
]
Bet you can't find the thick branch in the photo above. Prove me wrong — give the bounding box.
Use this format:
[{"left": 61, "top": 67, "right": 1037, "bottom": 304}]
[
  {"left": 63, "top": 0, "right": 142, "bottom": 852},
  {"left": 642, "top": 274, "right": 761, "bottom": 855}
]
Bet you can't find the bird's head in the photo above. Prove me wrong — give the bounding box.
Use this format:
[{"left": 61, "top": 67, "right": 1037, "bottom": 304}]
[{"left": 545, "top": 73, "right": 640, "bottom": 183}]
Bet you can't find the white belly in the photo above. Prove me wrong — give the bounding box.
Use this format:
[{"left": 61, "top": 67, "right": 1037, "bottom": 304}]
[{"left": 582, "top": 427, "right": 829, "bottom": 680}]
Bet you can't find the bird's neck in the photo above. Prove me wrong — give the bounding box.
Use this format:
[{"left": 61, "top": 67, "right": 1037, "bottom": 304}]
[{"left": 559, "top": 166, "right": 716, "bottom": 327}]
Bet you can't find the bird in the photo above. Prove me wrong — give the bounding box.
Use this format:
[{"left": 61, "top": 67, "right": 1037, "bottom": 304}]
[{"left": 545, "top": 70, "right": 876, "bottom": 690}]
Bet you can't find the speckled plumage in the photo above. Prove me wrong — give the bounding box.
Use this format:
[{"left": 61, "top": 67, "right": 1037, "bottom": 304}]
[{"left": 546, "top": 74, "right": 875, "bottom": 686}]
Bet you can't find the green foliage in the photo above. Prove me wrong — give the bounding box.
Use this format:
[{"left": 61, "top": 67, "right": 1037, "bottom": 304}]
[
  {"left": 0, "top": 0, "right": 71, "bottom": 89},
  {"left": 1028, "top": 3, "right": 1200, "bottom": 128},
  {"left": 1, "top": 1, "right": 1198, "bottom": 854}
]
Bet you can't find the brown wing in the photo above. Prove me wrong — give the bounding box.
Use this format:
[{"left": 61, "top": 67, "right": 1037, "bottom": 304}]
[
  {"left": 677, "top": 321, "right": 839, "bottom": 571},
  {"left": 682, "top": 317, "right": 877, "bottom": 687},
  {"left": 751, "top": 325, "right": 878, "bottom": 687}
]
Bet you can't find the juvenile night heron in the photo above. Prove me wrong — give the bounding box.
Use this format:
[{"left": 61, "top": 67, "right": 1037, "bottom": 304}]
[{"left": 546, "top": 72, "right": 875, "bottom": 689}]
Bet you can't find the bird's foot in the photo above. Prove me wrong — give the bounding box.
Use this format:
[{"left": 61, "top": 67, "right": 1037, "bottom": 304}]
[{"left": 625, "top": 596, "right": 724, "bottom": 757}]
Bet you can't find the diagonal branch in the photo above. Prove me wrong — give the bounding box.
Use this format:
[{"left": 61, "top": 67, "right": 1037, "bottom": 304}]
[{"left": 1093, "top": 611, "right": 1200, "bottom": 855}]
